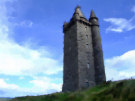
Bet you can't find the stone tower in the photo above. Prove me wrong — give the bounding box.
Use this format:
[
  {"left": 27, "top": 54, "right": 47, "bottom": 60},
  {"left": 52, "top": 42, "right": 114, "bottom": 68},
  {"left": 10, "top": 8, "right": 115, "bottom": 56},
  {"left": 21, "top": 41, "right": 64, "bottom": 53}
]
[{"left": 62, "top": 6, "right": 106, "bottom": 92}]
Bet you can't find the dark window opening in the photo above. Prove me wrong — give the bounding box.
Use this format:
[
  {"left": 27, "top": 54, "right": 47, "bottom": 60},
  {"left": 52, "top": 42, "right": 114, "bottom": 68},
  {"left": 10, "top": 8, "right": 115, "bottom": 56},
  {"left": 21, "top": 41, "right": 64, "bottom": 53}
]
[
  {"left": 85, "top": 81, "right": 89, "bottom": 87},
  {"left": 86, "top": 44, "right": 88, "bottom": 48}
]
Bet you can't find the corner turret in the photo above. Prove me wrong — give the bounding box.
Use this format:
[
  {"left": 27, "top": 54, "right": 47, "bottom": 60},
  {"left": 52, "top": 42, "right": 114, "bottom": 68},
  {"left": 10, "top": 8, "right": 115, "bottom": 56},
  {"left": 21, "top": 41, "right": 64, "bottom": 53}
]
[
  {"left": 89, "top": 10, "right": 106, "bottom": 85},
  {"left": 73, "top": 6, "right": 86, "bottom": 20},
  {"left": 63, "top": 6, "right": 89, "bottom": 32},
  {"left": 89, "top": 10, "right": 99, "bottom": 26}
]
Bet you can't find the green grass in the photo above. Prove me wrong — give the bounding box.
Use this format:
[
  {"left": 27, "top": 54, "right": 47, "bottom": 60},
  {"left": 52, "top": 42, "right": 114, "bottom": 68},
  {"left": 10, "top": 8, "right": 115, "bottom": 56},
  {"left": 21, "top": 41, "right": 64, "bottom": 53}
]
[{"left": 10, "top": 79, "right": 135, "bottom": 101}]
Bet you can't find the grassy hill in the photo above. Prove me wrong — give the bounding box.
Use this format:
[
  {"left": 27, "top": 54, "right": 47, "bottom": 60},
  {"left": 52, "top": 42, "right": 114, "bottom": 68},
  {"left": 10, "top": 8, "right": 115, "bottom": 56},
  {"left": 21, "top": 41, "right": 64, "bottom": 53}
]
[{"left": 10, "top": 79, "right": 135, "bottom": 101}]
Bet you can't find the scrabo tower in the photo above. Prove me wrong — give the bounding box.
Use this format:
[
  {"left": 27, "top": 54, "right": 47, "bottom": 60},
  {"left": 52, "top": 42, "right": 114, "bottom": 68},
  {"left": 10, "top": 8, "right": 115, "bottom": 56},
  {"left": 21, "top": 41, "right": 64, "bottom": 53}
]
[{"left": 62, "top": 6, "right": 106, "bottom": 92}]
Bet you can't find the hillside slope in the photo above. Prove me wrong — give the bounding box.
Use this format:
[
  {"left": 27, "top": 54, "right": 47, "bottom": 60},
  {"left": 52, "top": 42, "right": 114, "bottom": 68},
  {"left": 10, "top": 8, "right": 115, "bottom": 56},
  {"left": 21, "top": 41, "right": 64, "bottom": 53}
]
[{"left": 11, "top": 79, "right": 135, "bottom": 101}]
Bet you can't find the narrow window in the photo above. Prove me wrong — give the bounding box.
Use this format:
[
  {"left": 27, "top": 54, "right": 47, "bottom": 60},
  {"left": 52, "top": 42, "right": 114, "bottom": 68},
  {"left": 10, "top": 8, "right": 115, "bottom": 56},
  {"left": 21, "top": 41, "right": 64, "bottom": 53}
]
[
  {"left": 85, "top": 27, "right": 87, "bottom": 31},
  {"left": 86, "top": 44, "right": 88, "bottom": 48},
  {"left": 85, "top": 81, "right": 89, "bottom": 87},
  {"left": 87, "top": 63, "right": 90, "bottom": 69},
  {"left": 86, "top": 35, "right": 88, "bottom": 39}
]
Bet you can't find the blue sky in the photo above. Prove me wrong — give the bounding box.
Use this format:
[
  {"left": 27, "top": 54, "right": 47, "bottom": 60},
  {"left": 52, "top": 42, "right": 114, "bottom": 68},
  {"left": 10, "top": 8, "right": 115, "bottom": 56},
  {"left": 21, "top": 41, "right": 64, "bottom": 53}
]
[{"left": 0, "top": 0, "right": 135, "bottom": 97}]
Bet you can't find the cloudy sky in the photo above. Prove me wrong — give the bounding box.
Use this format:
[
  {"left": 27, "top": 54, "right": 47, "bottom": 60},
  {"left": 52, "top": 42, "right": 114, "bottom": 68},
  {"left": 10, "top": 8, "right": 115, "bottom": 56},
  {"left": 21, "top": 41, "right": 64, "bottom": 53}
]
[{"left": 0, "top": 0, "right": 135, "bottom": 98}]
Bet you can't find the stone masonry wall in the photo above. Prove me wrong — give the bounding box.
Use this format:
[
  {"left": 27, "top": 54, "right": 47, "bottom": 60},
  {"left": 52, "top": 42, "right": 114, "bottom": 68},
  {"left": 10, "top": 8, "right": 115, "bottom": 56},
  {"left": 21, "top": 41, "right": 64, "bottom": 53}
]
[
  {"left": 62, "top": 23, "right": 79, "bottom": 92},
  {"left": 77, "top": 21, "right": 95, "bottom": 89}
]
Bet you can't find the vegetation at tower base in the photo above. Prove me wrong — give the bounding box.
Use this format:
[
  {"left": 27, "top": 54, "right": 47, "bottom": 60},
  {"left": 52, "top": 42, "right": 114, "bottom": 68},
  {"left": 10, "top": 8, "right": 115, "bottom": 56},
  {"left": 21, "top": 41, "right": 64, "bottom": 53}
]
[{"left": 10, "top": 79, "right": 135, "bottom": 101}]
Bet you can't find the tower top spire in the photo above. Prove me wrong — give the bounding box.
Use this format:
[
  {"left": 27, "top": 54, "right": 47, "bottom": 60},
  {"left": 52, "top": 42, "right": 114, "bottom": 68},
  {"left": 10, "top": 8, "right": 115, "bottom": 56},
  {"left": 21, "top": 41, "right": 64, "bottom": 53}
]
[
  {"left": 90, "top": 10, "right": 97, "bottom": 18},
  {"left": 89, "top": 10, "right": 99, "bottom": 25},
  {"left": 73, "top": 6, "right": 86, "bottom": 18}
]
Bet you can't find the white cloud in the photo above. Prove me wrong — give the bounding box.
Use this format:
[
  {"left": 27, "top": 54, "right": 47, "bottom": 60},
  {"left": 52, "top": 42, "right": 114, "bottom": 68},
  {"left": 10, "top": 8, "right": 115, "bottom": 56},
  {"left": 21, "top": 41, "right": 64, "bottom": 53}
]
[
  {"left": 104, "top": 17, "right": 135, "bottom": 33},
  {"left": 0, "top": 79, "right": 19, "bottom": 90},
  {"left": 104, "top": 6, "right": 135, "bottom": 33},
  {"left": 19, "top": 76, "right": 24, "bottom": 80},
  {"left": 30, "top": 76, "right": 62, "bottom": 93},
  {"left": 131, "top": 5, "right": 135, "bottom": 13},
  {"left": 0, "top": 41, "right": 62, "bottom": 76},
  {"left": 105, "top": 50, "right": 135, "bottom": 81},
  {"left": 0, "top": 0, "right": 62, "bottom": 76},
  {"left": 14, "top": 20, "right": 33, "bottom": 28},
  {"left": 0, "top": 0, "right": 63, "bottom": 97},
  {"left": 0, "top": 78, "right": 26, "bottom": 97},
  {"left": 0, "top": 78, "right": 62, "bottom": 97}
]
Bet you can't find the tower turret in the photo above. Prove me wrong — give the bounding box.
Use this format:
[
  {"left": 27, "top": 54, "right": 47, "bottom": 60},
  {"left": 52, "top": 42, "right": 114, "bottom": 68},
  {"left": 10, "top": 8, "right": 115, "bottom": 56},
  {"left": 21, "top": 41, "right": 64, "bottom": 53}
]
[
  {"left": 89, "top": 10, "right": 106, "bottom": 85},
  {"left": 89, "top": 10, "right": 99, "bottom": 26},
  {"left": 73, "top": 6, "right": 86, "bottom": 20}
]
